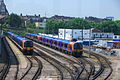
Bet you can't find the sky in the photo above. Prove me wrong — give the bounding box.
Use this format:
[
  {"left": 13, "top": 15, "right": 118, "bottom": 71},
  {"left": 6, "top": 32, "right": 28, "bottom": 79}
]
[{"left": 5, "top": 0, "right": 120, "bottom": 20}]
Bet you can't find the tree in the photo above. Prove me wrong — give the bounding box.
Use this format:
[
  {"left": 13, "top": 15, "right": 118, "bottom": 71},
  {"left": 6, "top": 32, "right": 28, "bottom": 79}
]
[
  {"left": 26, "top": 24, "right": 35, "bottom": 29},
  {"left": 99, "top": 20, "right": 118, "bottom": 34},
  {"left": 115, "top": 20, "right": 120, "bottom": 34},
  {"left": 66, "top": 18, "right": 96, "bottom": 29},
  {"left": 46, "top": 18, "right": 98, "bottom": 34},
  {"left": 45, "top": 19, "right": 65, "bottom": 34},
  {"left": 7, "top": 13, "right": 22, "bottom": 27}
]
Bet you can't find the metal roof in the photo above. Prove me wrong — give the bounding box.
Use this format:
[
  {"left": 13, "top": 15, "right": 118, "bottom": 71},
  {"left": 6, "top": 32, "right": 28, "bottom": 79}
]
[
  {"left": 8, "top": 32, "right": 26, "bottom": 41},
  {"left": 26, "top": 33, "right": 38, "bottom": 36}
]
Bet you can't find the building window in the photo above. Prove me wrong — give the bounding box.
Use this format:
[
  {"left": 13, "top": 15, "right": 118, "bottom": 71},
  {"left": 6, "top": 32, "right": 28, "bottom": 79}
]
[
  {"left": 84, "top": 33, "right": 87, "bottom": 35},
  {"left": 115, "top": 36, "right": 117, "bottom": 38}
]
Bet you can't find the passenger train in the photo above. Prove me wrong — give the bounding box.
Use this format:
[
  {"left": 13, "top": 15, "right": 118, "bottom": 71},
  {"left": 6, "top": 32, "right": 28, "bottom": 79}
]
[
  {"left": 7, "top": 32, "right": 33, "bottom": 55},
  {"left": 25, "top": 33, "right": 83, "bottom": 57}
]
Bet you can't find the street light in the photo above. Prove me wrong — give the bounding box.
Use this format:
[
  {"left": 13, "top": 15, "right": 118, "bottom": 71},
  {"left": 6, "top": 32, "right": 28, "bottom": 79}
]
[{"left": 89, "top": 28, "right": 91, "bottom": 58}]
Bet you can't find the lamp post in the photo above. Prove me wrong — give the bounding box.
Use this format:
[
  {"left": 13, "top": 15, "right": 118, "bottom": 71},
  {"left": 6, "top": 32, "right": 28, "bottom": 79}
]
[
  {"left": 0, "top": 23, "right": 1, "bottom": 57},
  {"left": 81, "top": 20, "right": 84, "bottom": 41},
  {"left": 89, "top": 28, "right": 91, "bottom": 58}
]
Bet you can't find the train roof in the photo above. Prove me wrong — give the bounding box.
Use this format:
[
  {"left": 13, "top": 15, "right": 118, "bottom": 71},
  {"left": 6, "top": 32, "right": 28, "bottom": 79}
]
[
  {"left": 16, "top": 36, "right": 26, "bottom": 41},
  {"left": 26, "top": 33, "right": 38, "bottom": 36},
  {"left": 42, "top": 35, "right": 71, "bottom": 44},
  {"left": 8, "top": 32, "right": 27, "bottom": 41},
  {"left": 42, "top": 36, "right": 54, "bottom": 39},
  {"left": 8, "top": 32, "right": 15, "bottom": 35}
]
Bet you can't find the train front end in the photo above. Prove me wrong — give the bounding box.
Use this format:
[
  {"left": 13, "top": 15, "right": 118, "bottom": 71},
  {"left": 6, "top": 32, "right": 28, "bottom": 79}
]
[
  {"left": 24, "top": 40, "right": 33, "bottom": 55},
  {"left": 72, "top": 42, "right": 83, "bottom": 57}
]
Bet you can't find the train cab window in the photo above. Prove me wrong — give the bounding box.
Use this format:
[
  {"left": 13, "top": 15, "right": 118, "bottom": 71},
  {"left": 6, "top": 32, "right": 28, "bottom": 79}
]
[
  {"left": 74, "top": 43, "right": 83, "bottom": 49},
  {"left": 24, "top": 41, "right": 33, "bottom": 47}
]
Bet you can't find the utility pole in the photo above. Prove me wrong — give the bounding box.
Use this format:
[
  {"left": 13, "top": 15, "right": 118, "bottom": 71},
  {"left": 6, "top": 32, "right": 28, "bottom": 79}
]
[
  {"left": 82, "top": 21, "right": 84, "bottom": 41},
  {"left": 89, "top": 29, "right": 91, "bottom": 58},
  {"left": 0, "top": 23, "right": 2, "bottom": 57}
]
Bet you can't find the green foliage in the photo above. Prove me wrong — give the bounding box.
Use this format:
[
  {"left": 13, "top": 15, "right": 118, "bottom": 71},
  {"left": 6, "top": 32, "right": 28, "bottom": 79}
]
[
  {"left": 2, "top": 23, "right": 9, "bottom": 28},
  {"left": 98, "top": 20, "right": 118, "bottom": 34},
  {"left": 66, "top": 18, "right": 95, "bottom": 29},
  {"left": 115, "top": 20, "right": 120, "bottom": 35},
  {"left": 45, "top": 19, "right": 65, "bottom": 34},
  {"left": 46, "top": 18, "right": 120, "bottom": 35},
  {"left": 3, "top": 27, "right": 44, "bottom": 37},
  {"left": 7, "top": 13, "right": 22, "bottom": 27},
  {"left": 46, "top": 18, "right": 96, "bottom": 34},
  {"left": 3, "top": 14, "right": 120, "bottom": 35},
  {"left": 26, "top": 24, "right": 35, "bottom": 29}
]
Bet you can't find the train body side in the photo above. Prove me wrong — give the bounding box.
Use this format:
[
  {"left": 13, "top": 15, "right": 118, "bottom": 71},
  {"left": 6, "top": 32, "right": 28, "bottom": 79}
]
[
  {"left": 7, "top": 32, "right": 33, "bottom": 55},
  {"left": 25, "top": 33, "right": 83, "bottom": 57}
]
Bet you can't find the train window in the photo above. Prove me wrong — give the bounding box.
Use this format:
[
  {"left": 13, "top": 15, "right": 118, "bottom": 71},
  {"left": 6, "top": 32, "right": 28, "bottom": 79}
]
[
  {"left": 50, "top": 40, "right": 52, "bottom": 44},
  {"left": 74, "top": 43, "right": 83, "bottom": 49},
  {"left": 61, "top": 43, "right": 63, "bottom": 47},
  {"left": 24, "top": 41, "right": 33, "bottom": 47},
  {"left": 58, "top": 42, "right": 60, "bottom": 46},
  {"left": 20, "top": 41, "right": 22, "bottom": 46},
  {"left": 54, "top": 41, "right": 57, "bottom": 45},
  {"left": 70, "top": 45, "right": 72, "bottom": 50},
  {"left": 36, "top": 36, "right": 37, "bottom": 39},
  {"left": 47, "top": 39, "right": 49, "bottom": 43},
  {"left": 64, "top": 44, "right": 68, "bottom": 48},
  {"left": 34, "top": 36, "right": 37, "bottom": 39},
  {"left": 40, "top": 38, "right": 42, "bottom": 41}
]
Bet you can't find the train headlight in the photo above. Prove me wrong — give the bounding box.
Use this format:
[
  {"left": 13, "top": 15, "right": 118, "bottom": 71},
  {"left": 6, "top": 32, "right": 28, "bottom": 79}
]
[{"left": 27, "top": 47, "right": 31, "bottom": 50}]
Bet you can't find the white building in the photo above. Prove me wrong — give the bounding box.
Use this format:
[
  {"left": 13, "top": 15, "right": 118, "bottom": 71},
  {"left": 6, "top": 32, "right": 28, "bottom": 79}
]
[
  {"left": 58, "top": 28, "right": 114, "bottom": 40},
  {"left": 92, "top": 32, "right": 114, "bottom": 40},
  {"left": 35, "top": 22, "right": 46, "bottom": 28}
]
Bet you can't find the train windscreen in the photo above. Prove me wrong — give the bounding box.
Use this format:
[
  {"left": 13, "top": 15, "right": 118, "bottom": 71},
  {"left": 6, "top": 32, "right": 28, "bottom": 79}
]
[
  {"left": 74, "top": 43, "right": 83, "bottom": 49},
  {"left": 24, "top": 41, "right": 33, "bottom": 47}
]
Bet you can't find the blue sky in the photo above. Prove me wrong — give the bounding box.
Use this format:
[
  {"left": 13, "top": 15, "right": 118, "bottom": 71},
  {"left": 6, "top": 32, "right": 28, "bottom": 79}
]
[{"left": 5, "top": 0, "right": 120, "bottom": 20}]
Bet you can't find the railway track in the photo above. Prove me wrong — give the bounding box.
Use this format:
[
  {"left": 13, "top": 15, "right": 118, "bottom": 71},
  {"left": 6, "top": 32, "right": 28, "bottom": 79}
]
[
  {"left": 0, "top": 37, "right": 10, "bottom": 80},
  {"left": 82, "top": 58, "right": 95, "bottom": 78},
  {"left": 27, "top": 38, "right": 112, "bottom": 80},
  {"left": 34, "top": 47, "right": 74, "bottom": 80},
  {"left": 91, "top": 53, "right": 113, "bottom": 80},
  {"left": 19, "top": 56, "right": 43, "bottom": 80},
  {"left": 77, "top": 58, "right": 95, "bottom": 80},
  {"left": 5, "top": 36, "right": 43, "bottom": 80},
  {"left": 33, "top": 41, "right": 94, "bottom": 80},
  {"left": 83, "top": 49, "right": 113, "bottom": 80}
]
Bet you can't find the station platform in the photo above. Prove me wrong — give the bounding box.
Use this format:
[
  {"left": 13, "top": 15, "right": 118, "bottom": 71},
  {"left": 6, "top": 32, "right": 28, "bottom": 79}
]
[{"left": 6, "top": 37, "right": 27, "bottom": 69}]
